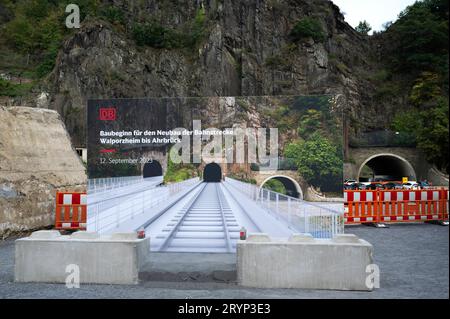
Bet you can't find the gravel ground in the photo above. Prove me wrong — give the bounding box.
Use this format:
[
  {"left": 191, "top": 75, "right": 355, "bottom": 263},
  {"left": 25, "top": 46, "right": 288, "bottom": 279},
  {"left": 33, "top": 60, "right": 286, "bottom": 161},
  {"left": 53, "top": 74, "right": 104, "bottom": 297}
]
[{"left": 0, "top": 223, "right": 448, "bottom": 299}]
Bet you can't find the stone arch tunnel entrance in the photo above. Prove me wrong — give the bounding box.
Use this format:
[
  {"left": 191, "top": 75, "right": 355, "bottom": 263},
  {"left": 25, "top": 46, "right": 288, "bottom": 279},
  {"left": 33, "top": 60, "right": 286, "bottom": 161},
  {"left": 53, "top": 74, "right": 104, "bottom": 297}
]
[
  {"left": 203, "top": 163, "right": 222, "bottom": 182},
  {"left": 260, "top": 176, "right": 303, "bottom": 199},
  {"left": 143, "top": 160, "right": 163, "bottom": 178},
  {"left": 358, "top": 154, "right": 417, "bottom": 182}
]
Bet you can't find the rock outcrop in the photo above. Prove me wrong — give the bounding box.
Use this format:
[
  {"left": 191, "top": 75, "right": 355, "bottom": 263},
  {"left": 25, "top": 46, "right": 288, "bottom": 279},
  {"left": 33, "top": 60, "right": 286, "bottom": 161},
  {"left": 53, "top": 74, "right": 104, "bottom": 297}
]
[
  {"left": 0, "top": 106, "right": 86, "bottom": 237},
  {"left": 47, "top": 0, "right": 373, "bottom": 147}
]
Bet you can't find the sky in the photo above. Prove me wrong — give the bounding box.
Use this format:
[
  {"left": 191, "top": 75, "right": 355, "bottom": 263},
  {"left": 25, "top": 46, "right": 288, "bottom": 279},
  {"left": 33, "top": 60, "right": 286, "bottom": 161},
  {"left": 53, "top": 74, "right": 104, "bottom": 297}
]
[{"left": 331, "top": 0, "right": 419, "bottom": 33}]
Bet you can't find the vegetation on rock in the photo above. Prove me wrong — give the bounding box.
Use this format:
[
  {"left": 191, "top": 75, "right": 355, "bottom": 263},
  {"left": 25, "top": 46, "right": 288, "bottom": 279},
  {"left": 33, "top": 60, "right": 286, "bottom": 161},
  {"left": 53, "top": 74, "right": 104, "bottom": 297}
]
[
  {"left": 164, "top": 157, "right": 199, "bottom": 184},
  {"left": 289, "top": 17, "right": 326, "bottom": 43}
]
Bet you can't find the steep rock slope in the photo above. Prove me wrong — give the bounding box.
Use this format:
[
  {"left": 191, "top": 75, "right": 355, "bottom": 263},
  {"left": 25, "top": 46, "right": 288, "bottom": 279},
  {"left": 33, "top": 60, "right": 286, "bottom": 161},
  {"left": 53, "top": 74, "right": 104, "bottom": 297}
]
[{"left": 47, "top": 0, "right": 373, "bottom": 147}]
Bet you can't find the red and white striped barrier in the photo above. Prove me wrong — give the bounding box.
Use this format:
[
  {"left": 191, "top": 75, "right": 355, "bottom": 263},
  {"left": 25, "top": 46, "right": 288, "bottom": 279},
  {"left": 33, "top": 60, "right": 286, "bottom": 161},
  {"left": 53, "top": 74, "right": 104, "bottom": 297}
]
[
  {"left": 55, "top": 192, "right": 87, "bottom": 230},
  {"left": 344, "top": 189, "right": 448, "bottom": 225}
]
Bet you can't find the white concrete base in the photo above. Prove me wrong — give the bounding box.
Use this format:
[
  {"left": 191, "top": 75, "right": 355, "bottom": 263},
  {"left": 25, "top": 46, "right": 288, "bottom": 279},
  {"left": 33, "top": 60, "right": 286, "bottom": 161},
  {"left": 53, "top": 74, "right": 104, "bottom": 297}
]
[
  {"left": 15, "top": 230, "right": 150, "bottom": 285},
  {"left": 237, "top": 233, "right": 374, "bottom": 291}
]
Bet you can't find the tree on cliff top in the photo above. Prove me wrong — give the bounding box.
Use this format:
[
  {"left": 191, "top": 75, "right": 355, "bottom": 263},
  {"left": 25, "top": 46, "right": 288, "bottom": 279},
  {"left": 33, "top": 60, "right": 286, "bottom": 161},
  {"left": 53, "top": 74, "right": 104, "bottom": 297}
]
[
  {"left": 355, "top": 20, "right": 372, "bottom": 35},
  {"left": 383, "top": 0, "right": 449, "bottom": 173},
  {"left": 285, "top": 133, "right": 343, "bottom": 192}
]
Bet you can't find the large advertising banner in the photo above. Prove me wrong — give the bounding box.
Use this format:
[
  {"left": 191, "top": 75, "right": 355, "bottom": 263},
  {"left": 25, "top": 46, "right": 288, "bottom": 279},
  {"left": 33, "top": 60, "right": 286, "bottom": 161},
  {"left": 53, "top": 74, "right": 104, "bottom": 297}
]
[{"left": 87, "top": 96, "right": 344, "bottom": 252}]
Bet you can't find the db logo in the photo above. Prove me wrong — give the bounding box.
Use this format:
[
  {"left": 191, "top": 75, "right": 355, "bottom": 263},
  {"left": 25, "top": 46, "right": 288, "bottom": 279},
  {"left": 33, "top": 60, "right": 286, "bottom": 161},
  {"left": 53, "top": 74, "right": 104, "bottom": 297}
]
[{"left": 99, "top": 108, "right": 116, "bottom": 120}]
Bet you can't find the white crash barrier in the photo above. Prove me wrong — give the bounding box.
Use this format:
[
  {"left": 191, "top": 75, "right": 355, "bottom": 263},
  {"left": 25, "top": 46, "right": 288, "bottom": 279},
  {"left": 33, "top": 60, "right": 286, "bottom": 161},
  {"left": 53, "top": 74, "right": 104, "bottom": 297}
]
[
  {"left": 15, "top": 230, "right": 150, "bottom": 285},
  {"left": 237, "top": 233, "right": 374, "bottom": 291}
]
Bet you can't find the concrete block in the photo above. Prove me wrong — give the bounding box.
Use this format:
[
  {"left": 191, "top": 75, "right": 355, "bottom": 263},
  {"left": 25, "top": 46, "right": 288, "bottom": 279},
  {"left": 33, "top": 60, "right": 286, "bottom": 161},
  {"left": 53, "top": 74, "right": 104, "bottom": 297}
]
[
  {"left": 30, "top": 230, "right": 61, "bottom": 239},
  {"left": 332, "top": 234, "right": 360, "bottom": 244},
  {"left": 15, "top": 231, "right": 150, "bottom": 285},
  {"left": 246, "top": 233, "right": 271, "bottom": 242},
  {"left": 70, "top": 231, "right": 99, "bottom": 240},
  {"left": 237, "top": 233, "right": 373, "bottom": 291},
  {"left": 288, "top": 233, "right": 315, "bottom": 242},
  {"left": 110, "top": 232, "right": 138, "bottom": 241}
]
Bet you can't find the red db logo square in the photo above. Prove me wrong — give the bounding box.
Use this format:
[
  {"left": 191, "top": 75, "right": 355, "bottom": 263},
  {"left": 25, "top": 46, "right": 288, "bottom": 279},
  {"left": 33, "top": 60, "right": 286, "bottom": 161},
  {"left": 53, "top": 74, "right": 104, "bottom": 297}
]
[{"left": 99, "top": 108, "right": 116, "bottom": 120}]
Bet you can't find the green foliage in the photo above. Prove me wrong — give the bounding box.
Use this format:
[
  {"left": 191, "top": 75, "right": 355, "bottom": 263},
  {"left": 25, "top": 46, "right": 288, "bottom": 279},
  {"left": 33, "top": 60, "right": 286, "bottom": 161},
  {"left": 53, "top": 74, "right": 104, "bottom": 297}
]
[
  {"left": 297, "top": 109, "right": 322, "bottom": 138},
  {"left": 100, "top": 5, "right": 125, "bottom": 26},
  {"left": 267, "top": 104, "right": 297, "bottom": 133},
  {"left": 2, "top": 14, "right": 35, "bottom": 53},
  {"left": 384, "top": 0, "right": 448, "bottom": 77},
  {"left": 391, "top": 67, "right": 448, "bottom": 172},
  {"left": 0, "top": 78, "right": 34, "bottom": 97},
  {"left": 410, "top": 72, "right": 443, "bottom": 106},
  {"left": 265, "top": 96, "right": 342, "bottom": 151},
  {"left": 376, "top": 0, "right": 448, "bottom": 172},
  {"left": 0, "top": 1, "right": 68, "bottom": 78},
  {"left": 392, "top": 97, "right": 449, "bottom": 172},
  {"left": 289, "top": 17, "right": 326, "bottom": 43},
  {"left": 132, "top": 22, "right": 177, "bottom": 48},
  {"left": 132, "top": 7, "right": 207, "bottom": 49},
  {"left": 285, "top": 133, "right": 343, "bottom": 191},
  {"left": 355, "top": 20, "right": 372, "bottom": 35},
  {"left": 262, "top": 179, "right": 287, "bottom": 194},
  {"left": 164, "top": 157, "right": 198, "bottom": 183},
  {"left": 0, "top": 0, "right": 100, "bottom": 78}
]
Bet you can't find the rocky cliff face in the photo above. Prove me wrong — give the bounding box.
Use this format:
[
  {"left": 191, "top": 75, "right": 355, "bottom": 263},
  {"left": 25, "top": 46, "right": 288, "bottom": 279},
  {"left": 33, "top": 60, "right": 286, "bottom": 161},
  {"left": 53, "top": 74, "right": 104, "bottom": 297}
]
[{"left": 46, "top": 0, "right": 374, "bottom": 147}]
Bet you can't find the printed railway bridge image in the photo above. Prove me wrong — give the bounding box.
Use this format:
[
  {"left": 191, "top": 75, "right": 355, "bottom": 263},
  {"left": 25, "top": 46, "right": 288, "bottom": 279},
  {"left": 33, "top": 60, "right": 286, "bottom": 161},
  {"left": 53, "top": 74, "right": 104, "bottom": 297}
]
[{"left": 87, "top": 162, "right": 343, "bottom": 253}]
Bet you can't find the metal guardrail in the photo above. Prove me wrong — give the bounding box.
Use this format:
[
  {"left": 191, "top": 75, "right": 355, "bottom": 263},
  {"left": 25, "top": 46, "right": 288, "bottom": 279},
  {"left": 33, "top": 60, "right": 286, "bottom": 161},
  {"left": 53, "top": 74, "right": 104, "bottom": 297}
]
[
  {"left": 225, "top": 177, "right": 344, "bottom": 238},
  {"left": 87, "top": 177, "right": 199, "bottom": 233}
]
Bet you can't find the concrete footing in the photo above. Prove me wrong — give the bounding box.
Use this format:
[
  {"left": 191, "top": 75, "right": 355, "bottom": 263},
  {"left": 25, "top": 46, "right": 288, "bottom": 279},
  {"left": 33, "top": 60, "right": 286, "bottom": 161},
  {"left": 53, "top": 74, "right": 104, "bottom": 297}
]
[
  {"left": 237, "top": 233, "right": 374, "bottom": 291},
  {"left": 15, "top": 230, "right": 150, "bottom": 285}
]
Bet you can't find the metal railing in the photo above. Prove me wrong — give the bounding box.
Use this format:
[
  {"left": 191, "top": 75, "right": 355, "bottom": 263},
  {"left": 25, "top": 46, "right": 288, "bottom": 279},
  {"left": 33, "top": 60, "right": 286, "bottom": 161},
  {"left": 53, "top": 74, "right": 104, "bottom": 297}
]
[
  {"left": 87, "top": 176, "right": 144, "bottom": 194},
  {"left": 87, "top": 177, "right": 199, "bottom": 233},
  {"left": 225, "top": 177, "right": 344, "bottom": 238}
]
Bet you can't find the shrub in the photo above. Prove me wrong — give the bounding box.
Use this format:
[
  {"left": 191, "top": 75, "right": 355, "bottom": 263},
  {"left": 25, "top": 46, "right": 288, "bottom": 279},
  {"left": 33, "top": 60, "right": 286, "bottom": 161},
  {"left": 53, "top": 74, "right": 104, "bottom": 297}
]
[
  {"left": 0, "top": 78, "right": 33, "bottom": 97},
  {"left": 132, "top": 22, "right": 185, "bottom": 48},
  {"left": 290, "top": 17, "right": 326, "bottom": 43},
  {"left": 132, "top": 7, "right": 207, "bottom": 49},
  {"left": 100, "top": 6, "right": 125, "bottom": 25}
]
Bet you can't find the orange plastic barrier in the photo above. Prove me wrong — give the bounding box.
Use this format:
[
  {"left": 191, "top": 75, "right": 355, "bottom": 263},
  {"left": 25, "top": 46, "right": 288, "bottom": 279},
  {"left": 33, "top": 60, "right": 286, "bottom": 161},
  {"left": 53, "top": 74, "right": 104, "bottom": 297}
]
[
  {"left": 55, "top": 192, "right": 87, "bottom": 230},
  {"left": 344, "top": 189, "right": 448, "bottom": 225}
]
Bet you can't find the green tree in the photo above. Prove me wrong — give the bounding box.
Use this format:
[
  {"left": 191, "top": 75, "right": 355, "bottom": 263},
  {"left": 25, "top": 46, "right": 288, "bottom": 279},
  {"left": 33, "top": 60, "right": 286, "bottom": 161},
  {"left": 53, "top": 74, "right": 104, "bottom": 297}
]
[
  {"left": 284, "top": 133, "right": 343, "bottom": 191},
  {"left": 355, "top": 20, "right": 372, "bottom": 35},
  {"left": 0, "top": 0, "right": 102, "bottom": 78},
  {"left": 379, "top": 0, "right": 449, "bottom": 172},
  {"left": 392, "top": 98, "right": 449, "bottom": 173},
  {"left": 384, "top": 0, "right": 449, "bottom": 76}
]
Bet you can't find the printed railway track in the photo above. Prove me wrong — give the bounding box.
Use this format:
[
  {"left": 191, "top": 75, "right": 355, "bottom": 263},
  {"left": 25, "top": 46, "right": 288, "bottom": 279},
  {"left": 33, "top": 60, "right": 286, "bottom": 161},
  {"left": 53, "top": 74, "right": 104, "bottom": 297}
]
[{"left": 155, "top": 183, "right": 241, "bottom": 253}]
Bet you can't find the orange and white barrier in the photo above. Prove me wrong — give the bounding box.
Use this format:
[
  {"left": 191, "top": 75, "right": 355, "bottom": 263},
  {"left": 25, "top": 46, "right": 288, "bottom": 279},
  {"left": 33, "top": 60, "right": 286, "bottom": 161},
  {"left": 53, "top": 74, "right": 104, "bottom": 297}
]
[
  {"left": 55, "top": 192, "right": 87, "bottom": 230},
  {"left": 345, "top": 189, "right": 448, "bottom": 225}
]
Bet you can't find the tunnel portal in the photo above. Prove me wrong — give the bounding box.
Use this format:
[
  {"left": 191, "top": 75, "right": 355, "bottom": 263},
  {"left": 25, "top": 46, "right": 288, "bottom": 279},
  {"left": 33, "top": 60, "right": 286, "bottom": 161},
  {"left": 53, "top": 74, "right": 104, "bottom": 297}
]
[
  {"left": 143, "top": 160, "right": 163, "bottom": 178},
  {"left": 358, "top": 154, "right": 416, "bottom": 182},
  {"left": 203, "top": 163, "right": 222, "bottom": 182},
  {"left": 261, "top": 176, "right": 302, "bottom": 199}
]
